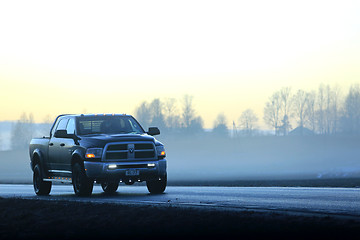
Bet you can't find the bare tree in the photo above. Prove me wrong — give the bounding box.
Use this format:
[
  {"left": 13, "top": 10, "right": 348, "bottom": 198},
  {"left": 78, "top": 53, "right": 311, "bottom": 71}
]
[
  {"left": 181, "top": 94, "right": 195, "bottom": 129},
  {"left": 212, "top": 113, "right": 228, "bottom": 136},
  {"left": 280, "top": 87, "right": 292, "bottom": 118},
  {"left": 213, "top": 113, "right": 227, "bottom": 127},
  {"left": 164, "top": 98, "right": 180, "bottom": 130},
  {"left": 324, "top": 85, "right": 332, "bottom": 134},
  {"left": 263, "top": 91, "right": 282, "bottom": 135},
  {"left": 316, "top": 84, "right": 343, "bottom": 135},
  {"left": 342, "top": 84, "right": 360, "bottom": 134},
  {"left": 11, "top": 112, "right": 35, "bottom": 149},
  {"left": 317, "top": 84, "right": 326, "bottom": 134},
  {"left": 135, "top": 101, "right": 152, "bottom": 130},
  {"left": 331, "top": 85, "right": 342, "bottom": 134},
  {"left": 135, "top": 96, "right": 202, "bottom": 134},
  {"left": 306, "top": 91, "right": 316, "bottom": 132},
  {"left": 239, "top": 109, "right": 258, "bottom": 137},
  {"left": 324, "top": 85, "right": 342, "bottom": 134},
  {"left": 189, "top": 116, "right": 204, "bottom": 134},
  {"left": 292, "top": 89, "right": 309, "bottom": 128},
  {"left": 149, "top": 98, "right": 166, "bottom": 129}
]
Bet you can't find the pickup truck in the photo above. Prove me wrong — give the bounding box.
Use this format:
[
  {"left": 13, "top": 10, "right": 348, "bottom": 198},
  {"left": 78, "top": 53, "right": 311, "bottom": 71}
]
[{"left": 29, "top": 114, "right": 167, "bottom": 196}]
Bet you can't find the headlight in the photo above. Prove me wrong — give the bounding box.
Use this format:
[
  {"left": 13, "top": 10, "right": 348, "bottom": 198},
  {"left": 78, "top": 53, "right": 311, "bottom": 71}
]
[
  {"left": 156, "top": 145, "right": 166, "bottom": 159},
  {"left": 85, "top": 148, "right": 103, "bottom": 159}
]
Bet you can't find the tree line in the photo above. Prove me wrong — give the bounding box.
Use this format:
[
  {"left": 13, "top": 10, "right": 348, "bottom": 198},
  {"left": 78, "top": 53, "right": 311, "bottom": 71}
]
[
  {"left": 135, "top": 94, "right": 204, "bottom": 135},
  {"left": 8, "top": 84, "right": 360, "bottom": 149},
  {"left": 135, "top": 84, "right": 360, "bottom": 137},
  {"left": 10, "top": 113, "right": 52, "bottom": 149},
  {"left": 263, "top": 84, "right": 360, "bottom": 136}
]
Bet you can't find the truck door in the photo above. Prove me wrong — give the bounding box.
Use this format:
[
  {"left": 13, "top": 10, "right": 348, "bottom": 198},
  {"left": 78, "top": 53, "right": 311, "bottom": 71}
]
[
  {"left": 48, "top": 118, "right": 69, "bottom": 171},
  {"left": 58, "top": 118, "right": 77, "bottom": 171}
]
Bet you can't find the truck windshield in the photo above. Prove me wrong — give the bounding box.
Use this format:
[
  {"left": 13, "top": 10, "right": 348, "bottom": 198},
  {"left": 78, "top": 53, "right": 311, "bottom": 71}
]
[{"left": 77, "top": 116, "right": 145, "bottom": 135}]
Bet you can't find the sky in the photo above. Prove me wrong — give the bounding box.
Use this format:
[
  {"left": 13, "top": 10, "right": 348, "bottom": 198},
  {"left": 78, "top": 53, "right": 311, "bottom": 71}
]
[{"left": 0, "top": 0, "right": 360, "bottom": 128}]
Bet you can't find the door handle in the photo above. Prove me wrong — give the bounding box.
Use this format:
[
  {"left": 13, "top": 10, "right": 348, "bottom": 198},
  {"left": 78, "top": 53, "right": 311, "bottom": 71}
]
[
  {"left": 60, "top": 143, "right": 65, "bottom": 147},
  {"left": 49, "top": 143, "right": 54, "bottom": 146}
]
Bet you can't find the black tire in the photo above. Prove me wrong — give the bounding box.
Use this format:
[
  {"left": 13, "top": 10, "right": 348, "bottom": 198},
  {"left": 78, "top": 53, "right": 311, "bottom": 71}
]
[
  {"left": 72, "top": 163, "right": 94, "bottom": 197},
  {"left": 146, "top": 174, "right": 167, "bottom": 194},
  {"left": 101, "top": 181, "right": 119, "bottom": 193},
  {"left": 33, "top": 164, "right": 52, "bottom": 196}
]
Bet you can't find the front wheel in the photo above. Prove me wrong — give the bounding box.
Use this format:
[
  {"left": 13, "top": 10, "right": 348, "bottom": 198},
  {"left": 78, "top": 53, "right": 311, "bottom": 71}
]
[
  {"left": 101, "top": 181, "right": 119, "bottom": 193},
  {"left": 146, "top": 174, "right": 167, "bottom": 194},
  {"left": 33, "top": 164, "right": 52, "bottom": 196},
  {"left": 72, "top": 163, "right": 94, "bottom": 197}
]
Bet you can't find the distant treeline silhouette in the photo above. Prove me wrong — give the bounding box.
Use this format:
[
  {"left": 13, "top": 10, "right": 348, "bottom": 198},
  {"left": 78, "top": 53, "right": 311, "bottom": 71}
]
[
  {"left": 135, "top": 84, "right": 360, "bottom": 137},
  {"left": 8, "top": 84, "right": 360, "bottom": 149},
  {"left": 263, "top": 84, "right": 360, "bottom": 136}
]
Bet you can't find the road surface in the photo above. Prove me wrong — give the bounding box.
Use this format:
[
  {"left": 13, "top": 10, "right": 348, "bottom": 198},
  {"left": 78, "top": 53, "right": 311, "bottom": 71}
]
[
  {"left": 0, "top": 184, "right": 360, "bottom": 218},
  {"left": 0, "top": 184, "right": 359, "bottom": 218}
]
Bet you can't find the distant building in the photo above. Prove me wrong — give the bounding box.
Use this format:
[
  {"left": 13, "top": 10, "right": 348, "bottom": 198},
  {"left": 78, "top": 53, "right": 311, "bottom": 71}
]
[{"left": 289, "top": 126, "right": 314, "bottom": 136}]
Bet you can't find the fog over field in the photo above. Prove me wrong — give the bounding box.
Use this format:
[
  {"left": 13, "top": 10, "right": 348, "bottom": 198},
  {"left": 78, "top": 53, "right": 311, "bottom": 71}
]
[
  {"left": 162, "top": 135, "right": 360, "bottom": 181},
  {"left": 1, "top": 125, "right": 360, "bottom": 184}
]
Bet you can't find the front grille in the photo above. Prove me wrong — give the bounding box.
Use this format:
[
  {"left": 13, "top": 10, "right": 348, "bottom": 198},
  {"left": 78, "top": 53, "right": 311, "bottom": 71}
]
[
  {"left": 135, "top": 151, "right": 155, "bottom": 158},
  {"left": 104, "top": 142, "right": 156, "bottom": 161},
  {"left": 135, "top": 143, "right": 153, "bottom": 150},
  {"left": 107, "top": 144, "right": 127, "bottom": 151},
  {"left": 106, "top": 152, "right": 127, "bottom": 159}
]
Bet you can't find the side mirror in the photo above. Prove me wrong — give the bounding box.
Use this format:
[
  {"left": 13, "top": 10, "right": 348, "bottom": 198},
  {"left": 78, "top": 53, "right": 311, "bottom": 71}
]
[
  {"left": 54, "top": 130, "right": 72, "bottom": 138},
  {"left": 147, "top": 127, "right": 160, "bottom": 136}
]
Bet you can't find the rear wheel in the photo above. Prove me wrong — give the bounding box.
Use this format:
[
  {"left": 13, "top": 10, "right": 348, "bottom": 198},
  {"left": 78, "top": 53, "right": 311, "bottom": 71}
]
[
  {"left": 101, "top": 181, "right": 119, "bottom": 193},
  {"left": 72, "top": 163, "right": 93, "bottom": 197},
  {"left": 146, "top": 174, "right": 167, "bottom": 194},
  {"left": 33, "top": 164, "right": 52, "bottom": 195}
]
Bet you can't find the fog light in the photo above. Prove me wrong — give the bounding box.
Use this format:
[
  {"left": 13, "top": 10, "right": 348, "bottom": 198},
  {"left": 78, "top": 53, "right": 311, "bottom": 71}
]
[
  {"left": 108, "top": 164, "right": 117, "bottom": 169},
  {"left": 147, "top": 163, "right": 155, "bottom": 167}
]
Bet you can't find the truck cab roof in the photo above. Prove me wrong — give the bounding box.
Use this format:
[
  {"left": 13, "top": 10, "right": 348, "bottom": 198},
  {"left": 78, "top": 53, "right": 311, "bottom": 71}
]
[{"left": 58, "top": 113, "right": 132, "bottom": 118}]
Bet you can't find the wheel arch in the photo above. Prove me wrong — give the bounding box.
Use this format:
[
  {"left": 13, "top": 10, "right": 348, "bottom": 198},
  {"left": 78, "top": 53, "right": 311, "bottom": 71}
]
[
  {"left": 31, "top": 149, "right": 47, "bottom": 177},
  {"left": 71, "top": 150, "right": 85, "bottom": 168},
  {"left": 31, "top": 149, "right": 42, "bottom": 169}
]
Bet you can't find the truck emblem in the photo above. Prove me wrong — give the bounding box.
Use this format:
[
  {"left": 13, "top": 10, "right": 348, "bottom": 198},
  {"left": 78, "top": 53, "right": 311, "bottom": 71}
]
[{"left": 129, "top": 148, "right": 134, "bottom": 153}]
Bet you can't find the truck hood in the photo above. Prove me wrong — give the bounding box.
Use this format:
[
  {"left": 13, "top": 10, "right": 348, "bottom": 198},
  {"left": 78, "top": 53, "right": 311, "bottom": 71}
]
[{"left": 79, "top": 133, "right": 156, "bottom": 148}]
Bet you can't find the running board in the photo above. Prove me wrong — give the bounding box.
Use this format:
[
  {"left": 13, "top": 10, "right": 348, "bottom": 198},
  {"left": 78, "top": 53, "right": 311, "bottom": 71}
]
[{"left": 43, "top": 176, "right": 72, "bottom": 183}]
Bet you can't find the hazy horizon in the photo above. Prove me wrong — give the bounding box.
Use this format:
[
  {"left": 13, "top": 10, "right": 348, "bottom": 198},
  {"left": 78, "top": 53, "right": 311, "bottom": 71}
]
[{"left": 1, "top": 0, "right": 360, "bottom": 128}]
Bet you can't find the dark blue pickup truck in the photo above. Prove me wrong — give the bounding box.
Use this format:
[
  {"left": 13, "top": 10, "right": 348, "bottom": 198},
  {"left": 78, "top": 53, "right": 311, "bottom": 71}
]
[{"left": 29, "top": 114, "right": 167, "bottom": 196}]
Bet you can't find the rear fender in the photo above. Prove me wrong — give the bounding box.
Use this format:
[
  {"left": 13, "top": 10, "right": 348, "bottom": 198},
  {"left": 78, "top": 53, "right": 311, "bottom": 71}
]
[{"left": 31, "top": 149, "right": 49, "bottom": 178}]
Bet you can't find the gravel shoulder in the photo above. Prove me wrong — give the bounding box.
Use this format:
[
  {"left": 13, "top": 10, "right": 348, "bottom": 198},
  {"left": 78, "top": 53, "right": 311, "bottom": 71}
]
[{"left": 1, "top": 197, "right": 360, "bottom": 240}]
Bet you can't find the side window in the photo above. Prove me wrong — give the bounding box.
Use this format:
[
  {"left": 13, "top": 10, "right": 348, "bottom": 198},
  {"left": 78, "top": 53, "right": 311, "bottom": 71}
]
[
  {"left": 66, "top": 118, "right": 75, "bottom": 135},
  {"left": 56, "top": 118, "right": 69, "bottom": 131},
  {"left": 50, "top": 119, "right": 60, "bottom": 137}
]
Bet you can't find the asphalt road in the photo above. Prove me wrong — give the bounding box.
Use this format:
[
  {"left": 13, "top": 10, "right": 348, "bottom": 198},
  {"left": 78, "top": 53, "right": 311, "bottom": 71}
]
[{"left": 0, "top": 184, "right": 359, "bottom": 217}]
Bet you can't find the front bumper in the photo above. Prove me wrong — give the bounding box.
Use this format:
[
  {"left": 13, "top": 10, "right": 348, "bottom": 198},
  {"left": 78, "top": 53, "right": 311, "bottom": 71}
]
[{"left": 84, "top": 158, "right": 167, "bottom": 182}]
